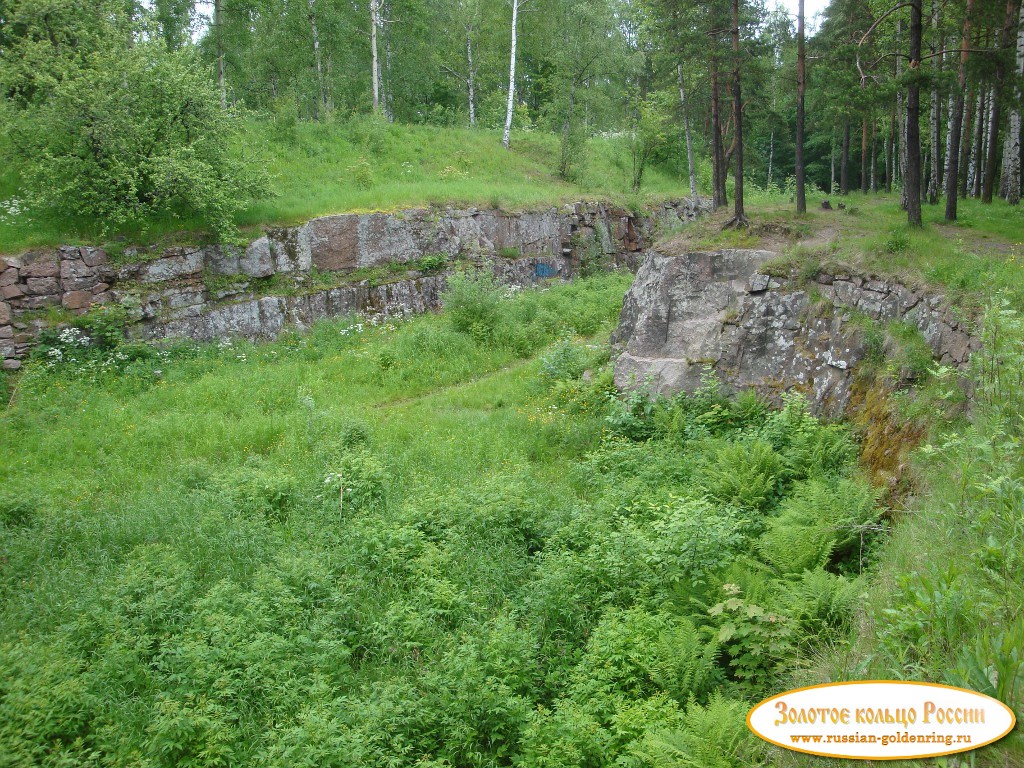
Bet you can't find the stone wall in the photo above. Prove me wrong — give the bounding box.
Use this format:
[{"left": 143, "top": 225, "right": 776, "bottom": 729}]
[
  {"left": 0, "top": 198, "right": 710, "bottom": 368},
  {"left": 612, "top": 249, "right": 979, "bottom": 416}
]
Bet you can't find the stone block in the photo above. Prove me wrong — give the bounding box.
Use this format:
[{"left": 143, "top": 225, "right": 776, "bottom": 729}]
[
  {"left": 0, "top": 303, "right": 9, "bottom": 324},
  {"left": 0, "top": 325, "right": 12, "bottom": 339},
  {"left": 26, "top": 277, "right": 60, "bottom": 295},
  {"left": 240, "top": 237, "right": 275, "bottom": 277},
  {"left": 309, "top": 215, "right": 360, "bottom": 271},
  {"left": 21, "top": 258, "right": 60, "bottom": 278},
  {"left": 139, "top": 250, "right": 204, "bottom": 283},
  {"left": 80, "top": 248, "right": 109, "bottom": 267},
  {"left": 2, "top": 359, "right": 21, "bottom": 371},
  {"left": 62, "top": 290, "right": 94, "bottom": 310},
  {"left": 0, "top": 268, "right": 18, "bottom": 287}
]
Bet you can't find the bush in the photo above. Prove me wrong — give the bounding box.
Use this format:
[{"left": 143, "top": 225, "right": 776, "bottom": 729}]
[
  {"left": 441, "top": 267, "right": 504, "bottom": 341},
  {"left": 7, "top": 43, "right": 268, "bottom": 238},
  {"left": 539, "top": 340, "right": 590, "bottom": 387}
]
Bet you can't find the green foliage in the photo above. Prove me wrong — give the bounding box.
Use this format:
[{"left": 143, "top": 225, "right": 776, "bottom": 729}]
[
  {"left": 759, "top": 477, "right": 881, "bottom": 576},
  {"left": 442, "top": 267, "right": 504, "bottom": 341},
  {"left": 702, "top": 439, "right": 785, "bottom": 512},
  {"left": 641, "top": 693, "right": 769, "bottom": 768},
  {"left": 539, "top": 339, "right": 590, "bottom": 387},
  {"left": 5, "top": 43, "right": 268, "bottom": 239},
  {"left": 707, "top": 584, "right": 796, "bottom": 695},
  {"left": 0, "top": 275, "right": 875, "bottom": 766}
]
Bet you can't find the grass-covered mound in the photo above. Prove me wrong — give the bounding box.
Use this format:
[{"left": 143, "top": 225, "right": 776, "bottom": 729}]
[
  {"left": 0, "top": 271, "right": 882, "bottom": 766},
  {"left": 0, "top": 119, "right": 693, "bottom": 254}
]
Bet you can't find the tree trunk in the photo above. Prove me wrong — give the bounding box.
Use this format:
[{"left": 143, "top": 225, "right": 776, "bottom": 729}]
[
  {"left": 370, "top": 0, "right": 380, "bottom": 112},
  {"left": 384, "top": 4, "right": 394, "bottom": 121},
  {"left": 841, "top": 119, "right": 850, "bottom": 194},
  {"left": 885, "top": 111, "right": 894, "bottom": 192},
  {"left": 970, "top": 89, "right": 985, "bottom": 197},
  {"left": 871, "top": 117, "right": 878, "bottom": 192},
  {"left": 711, "top": 59, "right": 728, "bottom": 208},
  {"left": 796, "top": 0, "right": 807, "bottom": 212},
  {"left": 946, "top": 0, "right": 975, "bottom": 220},
  {"left": 467, "top": 33, "right": 477, "bottom": 127},
  {"left": 927, "top": 0, "right": 941, "bottom": 203},
  {"left": 905, "top": 0, "right": 923, "bottom": 226},
  {"left": 215, "top": 0, "right": 226, "bottom": 109},
  {"left": 960, "top": 89, "right": 975, "bottom": 198},
  {"left": 896, "top": 18, "right": 908, "bottom": 208},
  {"left": 982, "top": 85, "right": 999, "bottom": 202},
  {"left": 678, "top": 65, "right": 698, "bottom": 198},
  {"left": 502, "top": 0, "right": 520, "bottom": 149},
  {"left": 559, "top": 81, "right": 577, "bottom": 179},
  {"left": 861, "top": 115, "right": 869, "bottom": 193},
  {"left": 308, "top": 0, "right": 327, "bottom": 119},
  {"left": 728, "top": 0, "right": 747, "bottom": 225},
  {"left": 983, "top": 0, "right": 1016, "bottom": 202},
  {"left": 1005, "top": 0, "right": 1024, "bottom": 204},
  {"left": 831, "top": 130, "right": 837, "bottom": 195}
]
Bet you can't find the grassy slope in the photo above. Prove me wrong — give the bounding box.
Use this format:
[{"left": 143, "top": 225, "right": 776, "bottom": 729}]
[
  {"left": 661, "top": 191, "right": 1024, "bottom": 309},
  {"left": 0, "top": 120, "right": 691, "bottom": 254}
]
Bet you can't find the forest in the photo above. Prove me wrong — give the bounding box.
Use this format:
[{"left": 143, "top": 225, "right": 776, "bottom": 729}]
[
  {"left": 0, "top": 0, "right": 1022, "bottom": 246},
  {"left": 2, "top": 0, "right": 1024, "bottom": 766}
]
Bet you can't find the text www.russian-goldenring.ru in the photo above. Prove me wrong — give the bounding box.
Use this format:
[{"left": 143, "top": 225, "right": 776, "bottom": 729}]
[{"left": 789, "top": 732, "right": 973, "bottom": 747}]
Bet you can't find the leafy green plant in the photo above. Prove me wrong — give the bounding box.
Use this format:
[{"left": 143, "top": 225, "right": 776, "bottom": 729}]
[
  {"left": 441, "top": 266, "right": 504, "bottom": 341},
  {"left": 7, "top": 44, "right": 268, "bottom": 238}
]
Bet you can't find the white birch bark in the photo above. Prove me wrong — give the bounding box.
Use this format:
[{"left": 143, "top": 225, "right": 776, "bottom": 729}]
[
  {"left": 467, "top": 33, "right": 477, "bottom": 126},
  {"left": 502, "top": 0, "right": 520, "bottom": 149},
  {"left": 677, "top": 65, "right": 697, "bottom": 197},
  {"left": 370, "top": 0, "right": 381, "bottom": 113},
  {"left": 1003, "top": 1, "right": 1023, "bottom": 203}
]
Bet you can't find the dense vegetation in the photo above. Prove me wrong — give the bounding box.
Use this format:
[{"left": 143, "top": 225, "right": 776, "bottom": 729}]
[
  {"left": 0, "top": 268, "right": 885, "bottom": 766},
  {"left": 2, "top": 0, "right": 1023, "bottom": 249}
]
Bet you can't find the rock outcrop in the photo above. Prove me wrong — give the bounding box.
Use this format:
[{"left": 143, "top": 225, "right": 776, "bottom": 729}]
[
  {"left": 612, "top": 249, "right": 979, "bottom": 415},
  {"left": 0, "top": 198, "right": 710, "bottom": 366}
]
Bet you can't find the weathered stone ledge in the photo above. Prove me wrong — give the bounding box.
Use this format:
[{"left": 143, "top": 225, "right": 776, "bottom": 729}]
[
  {"left": 612, "top": 249, "right": 979, "bottom": 415},
  {"left": 0, "top": 198, "right": 711, "bottom": 368}
]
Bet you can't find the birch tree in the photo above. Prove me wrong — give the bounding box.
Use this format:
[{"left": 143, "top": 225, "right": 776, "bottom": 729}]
[
  {"left": 308, "top": 0, "right": 328, "bottom": 118},
  {"left": 1003, "top": 0, "right": 1024, "bottom": 204},
  {"left": 677, "top": 65, "right": 698, "bottom": 197},
  {"left": 502, "top": 0, "right": 524, "bottom": 149},
  {"left": 370, "top": 0, "right": 381, "bottom": 112},
  {"left": 796, "top": 0, "right": 807, "bottom": 213}
]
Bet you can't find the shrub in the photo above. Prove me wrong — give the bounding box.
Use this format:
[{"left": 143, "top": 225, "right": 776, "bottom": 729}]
[
  {"left": 539, "top": 340, "right": 589, "bottom": 387},
  {"left": 758, "top": 477, "right": 880, "bottom": 575},
  {"left": 7, "top": 44, "right": 268, "bottom": 238},
  {"left": 441, "top": 267, "right": 504, "bottom": 341}
]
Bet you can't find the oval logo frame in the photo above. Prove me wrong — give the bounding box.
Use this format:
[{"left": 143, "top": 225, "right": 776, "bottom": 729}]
[{"left": 747, "top": 680, "right": 1016, "bottom": 761}]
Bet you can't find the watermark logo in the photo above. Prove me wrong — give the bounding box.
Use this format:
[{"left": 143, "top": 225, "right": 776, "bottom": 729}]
[{"left": 747, "top": 681, "right": 1016, "bottom": 760}]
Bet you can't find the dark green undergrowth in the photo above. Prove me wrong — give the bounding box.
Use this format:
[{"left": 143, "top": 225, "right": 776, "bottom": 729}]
[{"left": 1, "top": 271, "right": 885, "bottom": 767}]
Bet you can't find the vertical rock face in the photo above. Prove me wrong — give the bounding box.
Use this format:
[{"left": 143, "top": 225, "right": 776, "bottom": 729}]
[
  {"left": 612, "top": 249, "right": 979, "bottom": 415},
  {"left": 0, "top": 198, "right": 711, "bottom": 366}
]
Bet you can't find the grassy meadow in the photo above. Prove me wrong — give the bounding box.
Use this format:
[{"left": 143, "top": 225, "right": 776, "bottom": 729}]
[{"left": 0, "top": 119, "right": 693, "bottom": 255}]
